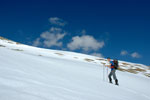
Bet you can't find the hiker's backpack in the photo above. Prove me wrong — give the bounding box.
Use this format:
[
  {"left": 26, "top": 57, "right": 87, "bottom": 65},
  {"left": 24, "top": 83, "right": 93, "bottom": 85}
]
[{"left": 113, "top": 60, "right": 119, "bottom": 69}]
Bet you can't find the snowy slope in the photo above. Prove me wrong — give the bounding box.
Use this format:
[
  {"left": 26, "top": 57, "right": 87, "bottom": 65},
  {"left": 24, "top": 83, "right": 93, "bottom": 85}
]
[{"left": 0, "top": 37, "right": 150, "bottom": 100}]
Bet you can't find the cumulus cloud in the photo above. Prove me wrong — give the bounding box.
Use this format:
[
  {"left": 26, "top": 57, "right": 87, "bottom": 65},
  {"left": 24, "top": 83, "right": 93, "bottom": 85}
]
[
  {"left": 91, "top": 53, "right": 104, "bottom": 58},
  {"left": 49, "top": 17, "right": 67, "bottom": 26},
  {"left": 131, "top": 52, "right": 141, "bottom": 58},
  {"left": 120, "top": 50, "right": 142, "bottom": 59},
  {"left": 81, "top": 29, "right": 86, "bottom": 35},
  {"left": 120, "top": 50, "right": 128, "bottom": 56},
  {"left": 33, "top": 27, "right": 66, "bottom": 48},
  {"left": 67, "top": 35, "right": 104, "bottom": 51},
  {"left": 33, "top": 38, "right": 41, "bottom": 46}
]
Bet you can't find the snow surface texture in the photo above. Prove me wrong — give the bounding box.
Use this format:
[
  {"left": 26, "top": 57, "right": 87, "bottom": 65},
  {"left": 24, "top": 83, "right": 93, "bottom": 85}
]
[{"left": 0, "top": 37, "right": 150, "bottom": 100}]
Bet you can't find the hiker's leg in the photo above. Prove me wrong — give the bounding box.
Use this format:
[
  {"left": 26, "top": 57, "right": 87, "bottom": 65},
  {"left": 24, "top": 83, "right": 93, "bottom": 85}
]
[
  {"left": 108, "top": 71, "right": 112, "bottom": 83},
  {"left": 112, "top": 69, "right": 117, "bottom": 80},
  {"left": 112, "top": 69, "right": 119, "bottom": 85},
  {"left": 115, "top": 79, "right": 119, "bottom": 85}
]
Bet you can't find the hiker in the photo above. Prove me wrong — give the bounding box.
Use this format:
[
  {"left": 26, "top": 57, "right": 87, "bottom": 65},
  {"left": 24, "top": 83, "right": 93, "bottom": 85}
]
[{"left": 107, "top": 57, "right": 119, "bottom": 85}]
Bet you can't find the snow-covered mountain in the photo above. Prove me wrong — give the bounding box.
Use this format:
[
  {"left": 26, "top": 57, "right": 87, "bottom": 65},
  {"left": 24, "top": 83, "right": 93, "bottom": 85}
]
[{"left": 0, "top": 36, "right": 150, "bottom": 100}]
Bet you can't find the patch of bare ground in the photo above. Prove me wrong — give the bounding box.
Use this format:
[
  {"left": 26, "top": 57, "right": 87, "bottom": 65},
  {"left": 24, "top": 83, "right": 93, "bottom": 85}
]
[
  {"left": 118, "top": 68, "right": 138, "bottom": 74},
  {"left": 0, "top": 37, "right": 21, "bottom": 44},
  {"left": 101, "top": 62, "right": 106, "bottom": 65},
  {"left": 96, "top": 58, "right": 105, "bottom": 61},
  {"left": 55, "top": 53, "right": 64, "bottom": 56},
  {"left": 0, "top": 45, "right": 6, "bottom": 47},
  {"left": 84, "top": 58, "right": 94, "bottom": 62},
  {"left": 118, "top": 67, "right": 146, "bottom": 74},
  {"left": 144, "top": 73, "right": 150, "bottom": 77},
  {"left": 11, "top": 49, "right": 23, "bottom": 51},
  {"left": 74, "top": 57, "right": 78, "bottom": 59},
  {"left": 122, "top": 63, "right": 131, "bottom": 66}
]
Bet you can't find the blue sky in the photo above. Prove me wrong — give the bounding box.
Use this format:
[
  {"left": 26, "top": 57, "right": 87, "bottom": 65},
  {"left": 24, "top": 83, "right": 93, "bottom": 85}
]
[{"left": 0, "top": 0, "right": 150, "bottom": 65}]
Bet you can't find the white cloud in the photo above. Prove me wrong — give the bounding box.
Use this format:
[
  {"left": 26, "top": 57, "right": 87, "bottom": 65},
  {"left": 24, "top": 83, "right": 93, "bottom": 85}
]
[
  {"left": 81, "top": 29, "right": 86, "bottom": 34},
  {"left": 120, "top": 50, "right": 128, "bottom": 56},
  {"left": 91, "top": 53, "right": 104, "bottom": 58},
  {"left": 33, "top": 27, "right": 66, "bottom": 48},
  {"left": 131, "top": 52, "right": 141, "bottom": 58},
  {"left": 33, "top": 38, "right": 41, "bottom": 46},
  {"left": 120, "top": 50, "right": 142, "bottom": 59},
  {"left": 49, "top": 17, "right": 67, "bottom": 26},
  {"left": 67, "top": 35, "right": 104, "bottom": 51}
]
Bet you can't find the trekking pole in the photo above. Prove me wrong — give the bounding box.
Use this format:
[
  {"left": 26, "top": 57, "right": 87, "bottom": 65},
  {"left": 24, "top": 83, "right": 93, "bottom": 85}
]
[
  {"left": 101, "top": 63, "right": 105, "bottom": 82},
  {"left": 107, "top": 65, "right": 108, "bottom": 82},
  {"left": 104, "top": 64, "right": 108, "bottom": 81},
  {"left": 104, "top": 63, "right": 108, "bottom": 82},
  {"left": 103, "top": 64, "right": 105, "bottom": 81}
]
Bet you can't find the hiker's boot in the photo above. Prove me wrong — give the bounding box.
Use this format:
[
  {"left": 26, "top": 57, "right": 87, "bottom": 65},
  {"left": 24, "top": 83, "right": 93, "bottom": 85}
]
[
  {"left": 109, "top": 78, "right": 112, "bottom": 83},
  {"left": 115, "top": 79, "right": 119, "bottom": 85}
]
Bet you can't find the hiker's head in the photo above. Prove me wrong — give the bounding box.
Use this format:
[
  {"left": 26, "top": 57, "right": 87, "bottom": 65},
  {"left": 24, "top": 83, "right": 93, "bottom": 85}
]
[{"left": 107, "top": 57, "right": 111, "bottom": 62}]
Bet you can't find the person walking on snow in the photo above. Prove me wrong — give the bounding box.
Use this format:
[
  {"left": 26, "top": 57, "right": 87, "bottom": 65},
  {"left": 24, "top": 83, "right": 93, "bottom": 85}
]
[{"left": 107, "top": 57, "right": 119, "bottom": 85}]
